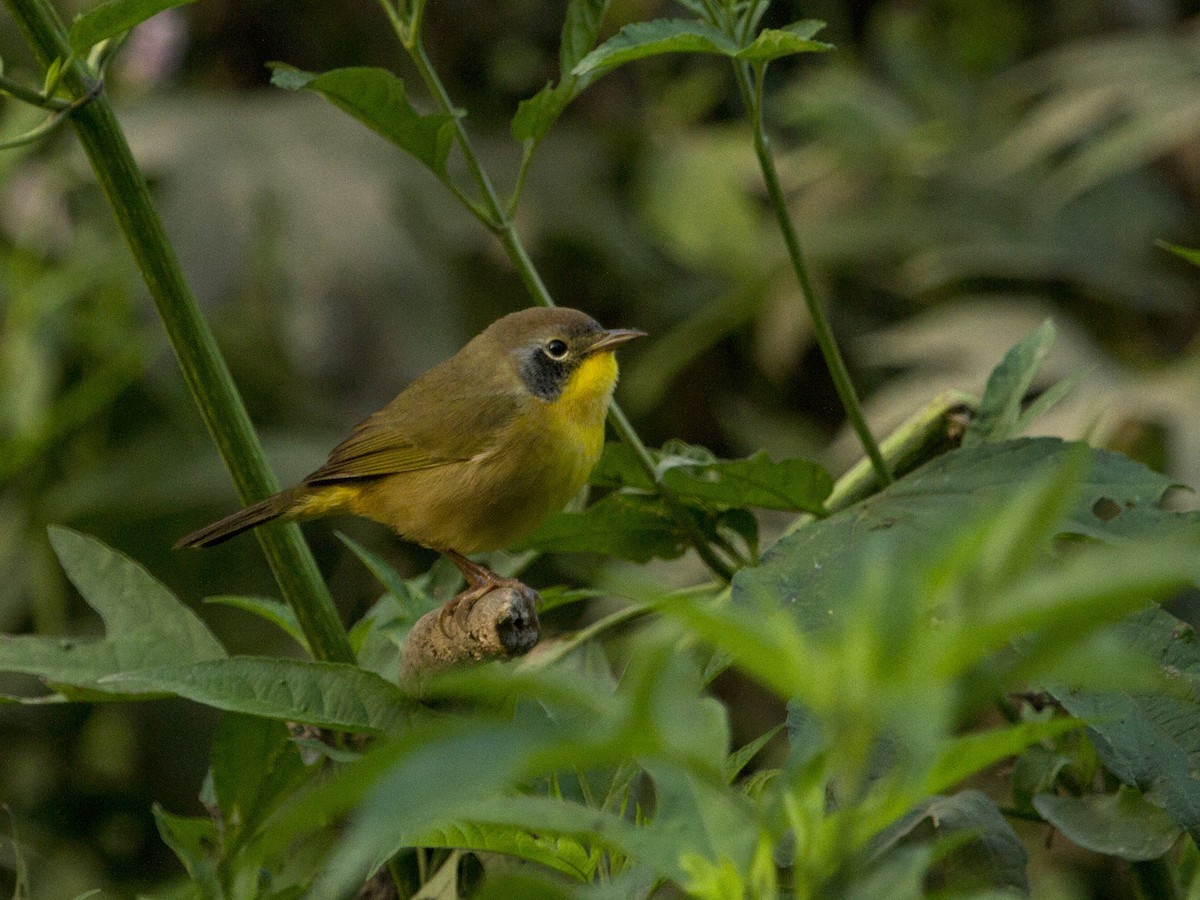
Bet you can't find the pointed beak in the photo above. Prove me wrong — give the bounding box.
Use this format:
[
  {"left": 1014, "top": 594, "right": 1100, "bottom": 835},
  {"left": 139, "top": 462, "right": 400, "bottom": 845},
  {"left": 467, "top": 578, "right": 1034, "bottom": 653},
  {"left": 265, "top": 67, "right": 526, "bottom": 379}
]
[{"left": 586, "top": 328, "right": 647, "bottom": 354}]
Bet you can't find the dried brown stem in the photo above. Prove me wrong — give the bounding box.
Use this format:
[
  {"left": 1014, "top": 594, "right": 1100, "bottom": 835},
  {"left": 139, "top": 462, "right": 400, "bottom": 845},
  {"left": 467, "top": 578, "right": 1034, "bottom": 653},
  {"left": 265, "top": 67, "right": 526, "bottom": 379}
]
[{"left": 400, "top": 586, "right": 540, "bottom": 687}]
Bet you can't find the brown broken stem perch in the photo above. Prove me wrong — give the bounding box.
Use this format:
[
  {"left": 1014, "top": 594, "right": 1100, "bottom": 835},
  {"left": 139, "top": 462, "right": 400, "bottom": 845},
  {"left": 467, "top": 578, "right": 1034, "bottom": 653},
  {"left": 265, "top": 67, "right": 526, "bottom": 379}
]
[{"left": 401, "top": 586, "right": 540, "bottom": 686}]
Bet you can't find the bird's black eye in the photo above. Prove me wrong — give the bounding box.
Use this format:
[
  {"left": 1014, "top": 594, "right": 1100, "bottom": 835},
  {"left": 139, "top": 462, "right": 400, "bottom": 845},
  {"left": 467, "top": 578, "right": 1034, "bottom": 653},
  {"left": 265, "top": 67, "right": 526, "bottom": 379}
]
[{"left": 544, "top": 338, "right": 569, "bottom": 360}]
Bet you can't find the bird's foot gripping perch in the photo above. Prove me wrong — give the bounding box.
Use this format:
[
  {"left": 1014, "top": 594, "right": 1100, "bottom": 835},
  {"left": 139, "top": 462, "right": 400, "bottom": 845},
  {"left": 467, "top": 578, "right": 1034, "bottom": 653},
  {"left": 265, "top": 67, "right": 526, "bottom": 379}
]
[
  {"left": 401, "top": 556, "right": 540, "bottom": 686},
  {"left": 438, "top": 550, "right": 536, "bottom": 633}
]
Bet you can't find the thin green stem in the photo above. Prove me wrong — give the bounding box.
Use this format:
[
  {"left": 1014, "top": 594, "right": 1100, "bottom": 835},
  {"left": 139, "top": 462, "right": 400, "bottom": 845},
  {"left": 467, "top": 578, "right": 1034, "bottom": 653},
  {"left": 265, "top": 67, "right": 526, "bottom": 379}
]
[
  {"left": 0, "top": 71, "right": 69, "bottom": 109},
  {"left": 734, "top": 62, "right": 893, "bottom": 488},
  {"left": 3, "top": 0, "right": 354, "bottom": 664},
  {"left": 410, "top": 39, "right": 505, "bottom": 227}
]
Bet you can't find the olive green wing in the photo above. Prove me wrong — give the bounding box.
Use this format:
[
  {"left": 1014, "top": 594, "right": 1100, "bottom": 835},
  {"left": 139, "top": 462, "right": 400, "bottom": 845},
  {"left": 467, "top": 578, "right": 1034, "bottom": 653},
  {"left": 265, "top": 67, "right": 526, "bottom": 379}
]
[{"left": 303, "top": 384, "right": 524, "bottom": 486}]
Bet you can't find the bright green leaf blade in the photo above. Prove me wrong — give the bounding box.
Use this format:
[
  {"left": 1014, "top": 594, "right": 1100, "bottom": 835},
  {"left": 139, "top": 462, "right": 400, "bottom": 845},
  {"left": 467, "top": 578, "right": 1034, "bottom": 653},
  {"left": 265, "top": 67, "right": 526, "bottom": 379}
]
[
  {"left": 204, "top": 595, "right": 308, "bottom": 653},
  {"left": 1034, "top": 786, "right": 1182, "bottom": 861},
  {"left": 268, "top": 64, "right": 454, "bottom": 176},
  {"left": 736, "top": 21, "right": 833, "bottom": 63},
  {"left": 338, "top": 532, "right": 434, "bottom": 621},
  {"left": 1158, "top": 239, "right": 1200, "bottom": 267},
  {"left": 951, "top": 536, "right": 1200, "bottom": 672},
  {"left": 0, "top": 528, "right": 226, "bottom": 694},
  {"left": 415, "top": 812, "right": 604, "bottom": 881},
  {"left": 426, "top": 795, "right": 638, "bottom": 873},
  {"left": 99, "top": 657, "right": 412, "bottom": 733},
  {"left": 925, "top": 717, "right": 1082, "bottom": 796},
  {"left": 724, "top": 723, "right": 784, "bottom": 783},
  {"left": 312, "top": 720, "right": 535, "bottom": 896},
  {"left": 68, "top": 0, "right": 197, "bottom": 55},
  {"left": 661, "top": 450, "right": 831, "bottom": 512},
  {"left": 1014, "top": 366, "right": 1089, "bottom": 435},
  {"left": 1050, "top": 607, "right": 1200, "bottom": 843},
  {"left": 963, "top": 320, "right": 1056, "bottom": 447},
  {"left": 572, "top": 19, "right": 738, "bottom": 79}
]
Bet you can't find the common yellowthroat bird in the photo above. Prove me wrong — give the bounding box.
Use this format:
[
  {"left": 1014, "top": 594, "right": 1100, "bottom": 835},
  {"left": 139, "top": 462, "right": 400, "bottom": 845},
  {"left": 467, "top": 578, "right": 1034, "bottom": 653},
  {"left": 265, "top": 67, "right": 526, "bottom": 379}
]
[{"left": 177, "top": 307, "right": 644, "bottom": 617}]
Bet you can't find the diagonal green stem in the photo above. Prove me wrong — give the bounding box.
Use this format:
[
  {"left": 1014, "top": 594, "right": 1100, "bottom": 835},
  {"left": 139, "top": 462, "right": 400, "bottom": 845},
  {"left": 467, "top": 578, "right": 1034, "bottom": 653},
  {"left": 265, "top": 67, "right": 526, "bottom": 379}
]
[
  {"left": 3, "top": 0, "right": 354, "bottom": 664},
  {"left": 733, "top": 62, "right": 892, "bottom": 488},
  {"left": 389, "top": 25, "right": 740, "bottom": 580}
]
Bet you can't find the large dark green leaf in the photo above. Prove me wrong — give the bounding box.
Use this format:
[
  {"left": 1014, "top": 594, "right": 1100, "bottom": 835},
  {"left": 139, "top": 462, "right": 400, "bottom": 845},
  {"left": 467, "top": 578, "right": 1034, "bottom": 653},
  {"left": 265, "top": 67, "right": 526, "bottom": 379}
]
[
  {"left": 0, "top": 528, "right": 226, "bottom": 698},
  {"left": 1051, "top": 607, "right": 1200, "bottom": 843},
  {"left": 269, "top": 65, "right": 454, "bottom": 176},
  {"left": 1034, "top": 786, "right": 1181, "bottom": 861},
  {"left": 736, "top": 439, "right": 1193, "bottom": 634},
  {"left": 68, "top": 0, "right": 197, "bottom": 55},
  {"left": 100, "top": 657, "right": 412, "bottom": 733}
]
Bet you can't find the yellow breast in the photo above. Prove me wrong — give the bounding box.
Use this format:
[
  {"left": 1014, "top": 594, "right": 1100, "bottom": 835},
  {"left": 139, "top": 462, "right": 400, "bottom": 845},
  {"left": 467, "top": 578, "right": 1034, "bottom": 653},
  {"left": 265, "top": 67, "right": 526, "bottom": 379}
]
[{"left": 551, "top": 350, "right": 619, "bottom": 462}]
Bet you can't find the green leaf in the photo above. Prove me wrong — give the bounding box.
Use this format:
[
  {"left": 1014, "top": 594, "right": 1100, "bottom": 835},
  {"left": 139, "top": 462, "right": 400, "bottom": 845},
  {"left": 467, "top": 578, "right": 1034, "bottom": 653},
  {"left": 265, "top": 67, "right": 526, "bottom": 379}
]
[
  {"left": 559, "top": 0, "right": 612, "bottom": 79},
  {"left": 511, "top": 0, "right": 611, "bottom": 144},
  {"left": 518, "top": 492, "right": 689, "bottom": 562},
  {"left": 661, "top": 449, "right": 831, "bottom": 512},
  {"left": 590, "top": 441, "right": 655, "bottom": 490},
  {"left": 338, "top": 532, "right": 434, "bottom": 621},
  {"left": 725, "top": 723, "right": 783, "bottom": 783},
  {"left": 511, "top": 82, "right": 572, "bottom": 144},
  {"left": 925, "top": 717, "right": 1082, "bottom": 796},
  {"left": 152, "top": 805, "right": 221, "bottom": 894},
  {"left": 68, "top": 0, "right": 197, "bottom": 55},
  {"left": 311, "top": 720, "right": 538, "bottom": 896},
  {"left": 735, "top": 439, "right": 1192, "bottom": 636},
  {"left": 210, "top": 713, "right": 308, "bottom": 851},
  {"left": 1034, "top": 786, "right": 1182, "bottom": 861},
  {"left": 204, "top": 595, "right": 308, "bottom": 653},
  {"left": 735, "top": 21, "right": 833, "bottom": 63},
  {"left": 415, "top": 815, "right": 602, "bottom": 881},
  {"left": 870, "top": 791, "right": 1028, "bottom": 894},
  {"left": 99, "top": 657, "right": 412, "bottom": 733},
  {"left": 0, "top": 528, "right": 226, "bottom": 696},
  {"left": 572, "top": 19, "right": 738, "bottom": 79},
  {"left": 268, "top": 65, "right": 454, "bottom": 176},
  {"left": 1157, "top": 239, "right": 1200, "bottom": 267},
  {"left": 1050, "top": 607, "right": 1200, "bottom": 843},
  {"left": 964, "top": 320, "right": 1056, "bottom": 447}
]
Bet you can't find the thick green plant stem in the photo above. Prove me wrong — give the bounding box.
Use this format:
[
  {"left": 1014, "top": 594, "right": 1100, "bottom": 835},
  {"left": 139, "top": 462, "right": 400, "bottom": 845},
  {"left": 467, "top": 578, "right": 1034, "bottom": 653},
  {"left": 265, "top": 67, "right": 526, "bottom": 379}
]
[
  {"left": 398, "top": 29, "right": 740, "bottom": 580},
  {"left": 4, "top": 0, "right": 354, "bottom": 664},
  {"left": 736, "top": 64, "right": 893, "bottom": 488}
]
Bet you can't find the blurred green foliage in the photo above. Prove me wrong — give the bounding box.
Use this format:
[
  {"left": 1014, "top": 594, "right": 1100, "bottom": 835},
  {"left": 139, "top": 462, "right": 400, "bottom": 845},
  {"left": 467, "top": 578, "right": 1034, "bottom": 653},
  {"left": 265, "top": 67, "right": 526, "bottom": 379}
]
[{"left": 1, "top": 0, "right": 1200, "bottom": 896}]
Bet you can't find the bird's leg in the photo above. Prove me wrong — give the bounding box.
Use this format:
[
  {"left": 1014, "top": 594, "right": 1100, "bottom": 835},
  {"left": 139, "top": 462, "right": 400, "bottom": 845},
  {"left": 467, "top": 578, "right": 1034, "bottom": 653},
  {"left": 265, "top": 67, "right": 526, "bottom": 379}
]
[{"left": 438, "top": 549, "right": 534, "bottom": 629}]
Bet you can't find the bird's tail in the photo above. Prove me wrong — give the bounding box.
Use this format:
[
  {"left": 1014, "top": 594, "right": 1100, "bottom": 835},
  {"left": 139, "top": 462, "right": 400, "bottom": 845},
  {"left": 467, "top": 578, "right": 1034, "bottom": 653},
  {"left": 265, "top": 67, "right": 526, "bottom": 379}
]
[{"left": 174, "top": 486, "right": 304, "bottom": 549}]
